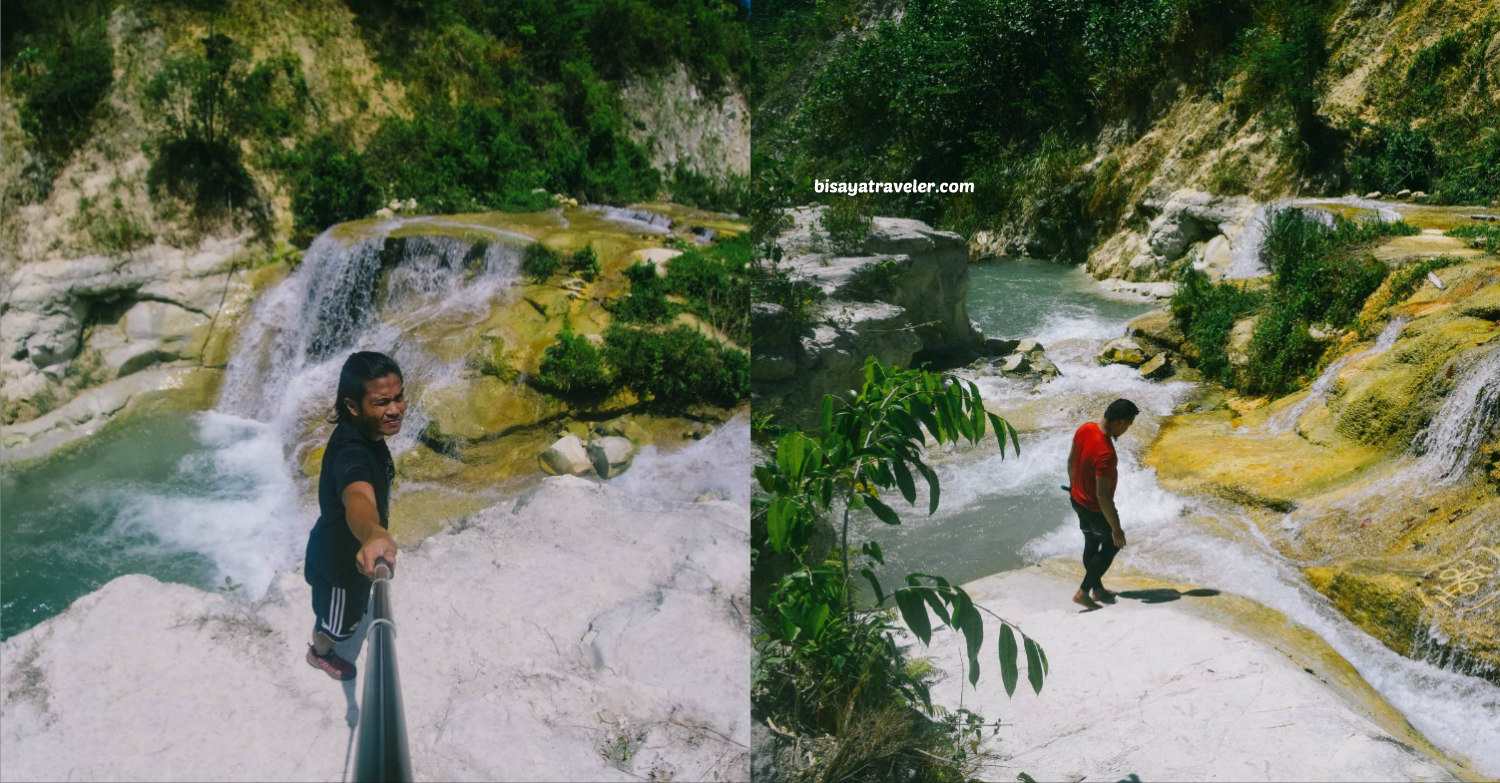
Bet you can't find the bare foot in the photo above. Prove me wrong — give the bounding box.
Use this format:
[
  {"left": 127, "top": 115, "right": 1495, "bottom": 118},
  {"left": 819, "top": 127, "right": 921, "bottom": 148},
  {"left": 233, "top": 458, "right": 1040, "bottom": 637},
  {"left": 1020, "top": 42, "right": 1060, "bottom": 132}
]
[
  {"left": 1072, "top": 589, "right": 1102, "bottom": 610},
  {"left": 1091, "top": 588, "right": 1117, "bottom": 604}
]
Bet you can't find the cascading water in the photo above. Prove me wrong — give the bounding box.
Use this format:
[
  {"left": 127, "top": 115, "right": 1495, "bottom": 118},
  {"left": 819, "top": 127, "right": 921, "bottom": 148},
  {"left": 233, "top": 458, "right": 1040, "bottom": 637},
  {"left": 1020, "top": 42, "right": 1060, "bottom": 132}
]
[
  {"left": 1264, "top": 318, "right": 1407, "bottom": 435},
  {"left": 1412, "top": 343, "right": 1500, "bottom": 484},
  {"left": 585, "top": 204, "right": 673, "bottom": 234},
  {"left": 858, "top": 257, "right": 1500, "bottom": 776},
  {"left": 1, "top": 225, "right": 523, "bottom": 639}
]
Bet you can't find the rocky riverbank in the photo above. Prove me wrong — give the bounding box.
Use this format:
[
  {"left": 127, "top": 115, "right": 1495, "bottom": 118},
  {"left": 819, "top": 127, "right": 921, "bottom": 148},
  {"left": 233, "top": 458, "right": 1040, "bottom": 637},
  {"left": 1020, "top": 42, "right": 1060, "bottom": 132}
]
[
  {"left": 1141, "top": 222, "right": 1500, "bottom": 684},
  {"left": 752, "top": 206, "right": 982, "bottom": 418},
  {"left": 1, "top": 471, "right": 751, "bottom": 782}
]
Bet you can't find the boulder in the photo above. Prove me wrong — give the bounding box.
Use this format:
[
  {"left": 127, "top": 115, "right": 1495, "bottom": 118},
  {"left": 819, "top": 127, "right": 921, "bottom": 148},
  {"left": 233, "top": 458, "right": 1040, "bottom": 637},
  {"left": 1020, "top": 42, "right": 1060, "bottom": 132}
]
[
  {"left": 375, "top": 207, "right": 395, "bottom": 219},
  {"left": 1098, "top": 338, "right": 1148, "bottom": 367},
  {"left": 1227, "top": 316, "right": 1261, "bottom": 368},
  {"left": 1000, "top": 353, "right": 1031, "bottom": 373},
  {"left": 1032, "top": 356, "right": 1060, "bottom": 377},
  {"left": 1411, "top": 191, "right": 1428, "bottom": 202},
  {"left": 1395, "top": 189, "right": 1412, "bottom": 200},
  {"left": 1127, "top": 309, "right": 1186, "bottom": 354},
  {"left": 587, "top": 436, "right": 636, "bottom": 478},
  {"left": 539, "top": 434, "right": 593, "bottom": 476},
  {"left": 1363, "top": 191, "right": 1382, "bottom": 200},
  {"left": 983, "top": 337, "right": 1020, "bottom": 356},
  {"left": 1015, "top": 338, "right": 1044, "bottom": 355},
  {"left": 1140, "top": 353, "right": 1172, "bottom": 380}
]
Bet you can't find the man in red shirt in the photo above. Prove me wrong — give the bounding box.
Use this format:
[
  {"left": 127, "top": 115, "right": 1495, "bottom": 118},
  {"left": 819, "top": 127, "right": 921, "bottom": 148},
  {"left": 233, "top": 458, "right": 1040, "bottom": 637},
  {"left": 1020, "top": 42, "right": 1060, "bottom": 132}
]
[{"left": 1066, "top": 398, "right": 1139, "bottom": 610}]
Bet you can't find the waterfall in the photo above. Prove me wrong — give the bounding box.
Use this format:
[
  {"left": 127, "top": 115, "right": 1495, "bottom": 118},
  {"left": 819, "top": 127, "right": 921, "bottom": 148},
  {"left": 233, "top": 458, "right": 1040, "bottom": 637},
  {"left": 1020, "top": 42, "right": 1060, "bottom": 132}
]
[
  {"left": 585, "top": 204, "right": 673, "bottom": 234},
  {"left": 1265, "top": 318, "right": 1407, "bottom": 435},
  {"left": 79, "top": 227, "right": 522, "bottom": 604},
  {"left": 1411, "top": 343, "right": 1500, "bottom": 484},
  {"left": 218, "top": 231, "right": 520, "bottom": 449}
]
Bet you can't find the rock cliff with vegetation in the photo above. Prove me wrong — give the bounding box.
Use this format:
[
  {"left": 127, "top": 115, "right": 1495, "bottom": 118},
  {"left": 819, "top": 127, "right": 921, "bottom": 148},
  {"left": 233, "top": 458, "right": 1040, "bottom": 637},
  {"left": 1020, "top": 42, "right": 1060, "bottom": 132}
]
[
  {"left": 752, "top": 0, "right": 1498, "bottom": 276},
  {"left": 1, "top": 0, "right": 750, "bottom": 444}
]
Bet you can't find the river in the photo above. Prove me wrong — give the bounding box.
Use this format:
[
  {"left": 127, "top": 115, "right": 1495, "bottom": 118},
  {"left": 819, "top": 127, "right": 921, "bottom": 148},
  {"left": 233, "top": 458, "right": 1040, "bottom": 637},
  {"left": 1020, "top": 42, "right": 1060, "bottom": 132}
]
[{"left": 855, "top": 256, "right": 1500, "bottom": 777}]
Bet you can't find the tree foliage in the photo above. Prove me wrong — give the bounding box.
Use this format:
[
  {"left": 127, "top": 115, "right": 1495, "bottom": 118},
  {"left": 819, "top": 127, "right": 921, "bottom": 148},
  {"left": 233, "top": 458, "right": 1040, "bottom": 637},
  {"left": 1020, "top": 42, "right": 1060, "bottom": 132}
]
[{"left": 753, "top": 358, "right": 1045, "bottom": 757}]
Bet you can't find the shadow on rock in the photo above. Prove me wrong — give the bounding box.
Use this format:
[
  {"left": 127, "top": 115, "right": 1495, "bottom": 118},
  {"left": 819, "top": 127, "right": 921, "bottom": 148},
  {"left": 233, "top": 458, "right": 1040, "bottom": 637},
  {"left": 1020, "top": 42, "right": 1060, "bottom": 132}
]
[{"left": 1117, "top": 588, "right": 1221, "bottom": 604}]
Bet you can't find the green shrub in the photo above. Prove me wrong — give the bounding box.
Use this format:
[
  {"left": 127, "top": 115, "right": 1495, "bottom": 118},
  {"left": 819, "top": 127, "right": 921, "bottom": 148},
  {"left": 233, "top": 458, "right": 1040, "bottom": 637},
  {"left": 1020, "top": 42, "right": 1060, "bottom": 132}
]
[
  {"left": 1347, "top": 122, "right": 1437, "bottom": 194},
  {"left": 11, "top": 17, "right": 113, "bottom": 169},
  {"left": 521, "top": 242, "right": 560, "bottom": 283},
  {"left": 1244, "top": 209, "right": 1394, "bottom": 394},
  {"left": 1170, "top": 264, "right": 1261, "bottom": 385},
  {"left": 613, "top": 261, "right": 672, "bottom": 324},
  {"left": 603, "top": 324, "right": 748, "bottom": 409},
  {"left": 285, "top": 135, "right": 382, "bottom": 242},
  {"left": 665, "top": 235, "right": 752, "bottom": 343},
  {"left": 569, "top": 245, "right": 600, "bottom": 283},
  {"left": 819, "top": 199, "right": 872, "bottom": 254},
  {"left": 1445, "top": 224, "right": 1500, "bottom": 250},
  {"left": 667, "top": 166, "right": 752, "bottom": 214},
  {"left": 142, "top": 33, "right": 300, "bottom": 221},
  {"left": 532, "top": 329, "right": 612, "bottom": 403}
]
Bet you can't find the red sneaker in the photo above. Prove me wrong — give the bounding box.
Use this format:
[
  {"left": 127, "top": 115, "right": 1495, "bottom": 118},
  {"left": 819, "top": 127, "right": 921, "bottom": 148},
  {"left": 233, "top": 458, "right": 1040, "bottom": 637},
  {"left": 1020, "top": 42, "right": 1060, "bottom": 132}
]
[{"left": 306, "top": 646, "right": 356, "bottom": 681}]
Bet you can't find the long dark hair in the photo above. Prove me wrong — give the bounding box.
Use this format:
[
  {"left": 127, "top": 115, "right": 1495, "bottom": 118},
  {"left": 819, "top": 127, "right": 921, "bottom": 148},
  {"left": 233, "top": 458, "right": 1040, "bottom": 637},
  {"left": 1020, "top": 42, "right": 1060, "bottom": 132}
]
[{"left": 329, "top": 351, "right": 403, "bottom": 425}]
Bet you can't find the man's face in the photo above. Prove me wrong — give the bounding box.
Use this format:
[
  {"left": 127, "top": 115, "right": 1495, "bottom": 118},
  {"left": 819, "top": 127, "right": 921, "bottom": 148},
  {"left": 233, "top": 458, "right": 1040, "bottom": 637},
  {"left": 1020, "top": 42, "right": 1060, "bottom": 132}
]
[
  {"left": 346, "top": 374, "right": 406, "bottom": 439},
  {"left": 1105, "top": 416, "right": 1135, "bottom": 439}
]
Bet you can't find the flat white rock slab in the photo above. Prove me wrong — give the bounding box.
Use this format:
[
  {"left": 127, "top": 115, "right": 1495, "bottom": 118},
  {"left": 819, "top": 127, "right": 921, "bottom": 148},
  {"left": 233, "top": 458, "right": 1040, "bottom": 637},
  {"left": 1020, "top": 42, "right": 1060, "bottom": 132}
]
[
  {"left": 917, "top": 566, "right": 1463, "bottom": 783},
  {"left": 1, "top": 476, "right": 750, "bottom": 782}
]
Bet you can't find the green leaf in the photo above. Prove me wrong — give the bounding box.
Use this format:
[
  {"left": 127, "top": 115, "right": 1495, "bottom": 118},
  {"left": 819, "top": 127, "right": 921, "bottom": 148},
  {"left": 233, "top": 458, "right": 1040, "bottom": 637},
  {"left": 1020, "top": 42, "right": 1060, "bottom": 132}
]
[
  {"left": 918, "top": 583, "right": 951, "bottom": 626},
  {"left": 1037, "top": 639, "right": 1049, "bottom": 675},
  {"left": 956, "top": 590, "right": 984, "bottom": 686},
  {"left": 1024, "top": 635, "right": 1045, "bottom": 694},
  {"left": 862, "top": 540, "right": 884, "bottom": 565},
  {"left": 864, "top": 493, "right": 902, "bottom": 525},
  {"left": 916, "top": 461, "right": 940, "bottom": 515},
  {"left": 886, "top": 407, "right": 924, "bottom": 443},
  {"left": 820, "top": 395, "right": 833, "bottom": 435},
  {"left": 999, "top": 624, "right": 1019, "bottom": 697},
  {"left": 1008, "top": 420, "right": 1022, "bottom": 457},
  {"left": 766, "top": 496, "right": 793, "bottom": 551},
  {"left": 806, "top": 602, "right": 830, "bottom": 638},
  {"left": 913, "top": 405, "right": 943, "bottom": 445},
  {"left": 895, "top": 588, "right": 932, "bottom": 645},
  {"left": 891, "top": 458, "right": 917, "bottom": 505},
  {"left": 860, "top": 568, "right": 885, "bottom": 605},
  {"left": 987, "top": 413, "right": 1008, "bottom": 455},
  {"left": 776, "top": 432, "right": 807, "bottom": 479},
  {"left": 754, "top": 463, "right": 775, "bottom": 491}
]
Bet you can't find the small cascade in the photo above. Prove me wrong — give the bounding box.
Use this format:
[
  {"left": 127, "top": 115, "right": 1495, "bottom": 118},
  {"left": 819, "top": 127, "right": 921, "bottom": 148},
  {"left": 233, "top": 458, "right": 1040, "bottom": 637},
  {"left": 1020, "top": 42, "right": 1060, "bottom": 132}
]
[
  {"left": 1411, "top": 343, "right": 1500, "bottom": 484},
  {"left": 1265, "top": 318, "right": 1407, "bottom": 435},
  {"left": 585, "top": 204, "right": 673, "bottom": 234},
  {"left": 218, "top": 231, "right": 519, "bottom": 446}
]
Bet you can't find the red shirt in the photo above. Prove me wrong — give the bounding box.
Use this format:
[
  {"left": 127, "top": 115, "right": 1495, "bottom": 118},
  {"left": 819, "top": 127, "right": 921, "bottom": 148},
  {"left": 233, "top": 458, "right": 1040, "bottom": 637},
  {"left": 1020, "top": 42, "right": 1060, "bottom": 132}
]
[{"left": 1070, "top": 422, "right": 1117, "bottom": 513}]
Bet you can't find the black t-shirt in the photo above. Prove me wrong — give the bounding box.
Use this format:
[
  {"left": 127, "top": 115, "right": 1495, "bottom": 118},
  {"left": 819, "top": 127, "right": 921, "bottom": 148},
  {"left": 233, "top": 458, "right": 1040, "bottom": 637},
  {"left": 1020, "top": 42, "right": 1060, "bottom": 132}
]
[{"left": 305, "top": 421, "right": 395, "bottom": 584}]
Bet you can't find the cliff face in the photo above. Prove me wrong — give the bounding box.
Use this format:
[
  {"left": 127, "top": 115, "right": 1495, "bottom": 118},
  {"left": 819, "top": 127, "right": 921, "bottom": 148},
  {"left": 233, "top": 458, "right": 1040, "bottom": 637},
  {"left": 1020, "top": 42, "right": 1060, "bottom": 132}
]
[{"left": 751, "top": 206, "right": 977, "bottom": 417}]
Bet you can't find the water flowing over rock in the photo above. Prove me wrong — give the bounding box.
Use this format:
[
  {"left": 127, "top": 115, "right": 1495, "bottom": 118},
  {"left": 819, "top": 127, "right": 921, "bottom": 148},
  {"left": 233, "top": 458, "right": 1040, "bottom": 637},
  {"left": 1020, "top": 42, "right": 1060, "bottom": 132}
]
[
  {"left": 1412, "top": 343, "right": 1500, "bottom": 484},
  {"left": 1266, "top": 318, "right": 1407, "bottom": 435}
]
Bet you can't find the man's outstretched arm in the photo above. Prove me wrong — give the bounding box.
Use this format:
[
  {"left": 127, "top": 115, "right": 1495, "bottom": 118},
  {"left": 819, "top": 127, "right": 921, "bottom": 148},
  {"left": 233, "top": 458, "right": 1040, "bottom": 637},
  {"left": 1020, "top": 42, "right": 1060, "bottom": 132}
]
[
  {"left": 1096, "top": 473, "right": 1125, "bottom": 548},
  {"left": 343, "top": 481, "right": 397, "bottom": 577}
]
